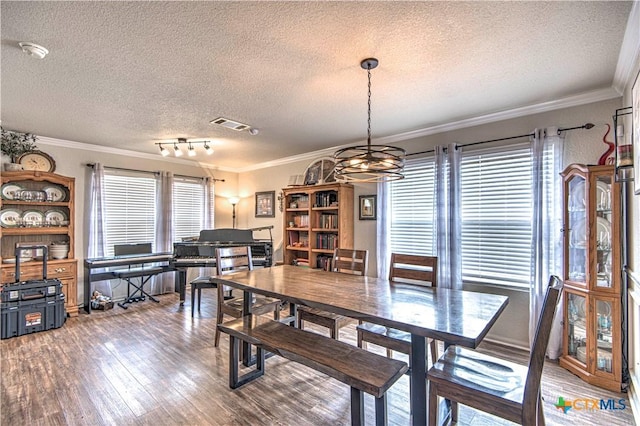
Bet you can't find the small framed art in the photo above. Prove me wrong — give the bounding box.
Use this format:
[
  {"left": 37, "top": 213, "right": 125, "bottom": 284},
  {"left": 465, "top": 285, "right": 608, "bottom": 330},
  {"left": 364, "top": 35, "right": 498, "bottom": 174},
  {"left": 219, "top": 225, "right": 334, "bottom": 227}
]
[
  {"left": 255, "top": 191, "right": 275, "bottom": 217},
  {"left": 359, "top": 195, "right": 377, "bottom": 220}
]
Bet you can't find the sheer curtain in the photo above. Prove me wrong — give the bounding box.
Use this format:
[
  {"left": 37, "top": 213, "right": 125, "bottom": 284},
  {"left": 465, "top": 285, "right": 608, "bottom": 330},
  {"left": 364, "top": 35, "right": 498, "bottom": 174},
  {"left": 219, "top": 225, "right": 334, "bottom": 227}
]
[
  {"left": 376, "top": 181, "right": 391, "bottom": 279},
  {"left": 87, "top": 163, "right": 110, "bottom": 296},
  {"left": 153, "top": 171, "right": 174, "bottom": 294},
  {"left": 434, "top": 144, "right": 462, "bottom": 290},
  {"left": 529, "top": 128, "right": 563, "bottom": 357}
]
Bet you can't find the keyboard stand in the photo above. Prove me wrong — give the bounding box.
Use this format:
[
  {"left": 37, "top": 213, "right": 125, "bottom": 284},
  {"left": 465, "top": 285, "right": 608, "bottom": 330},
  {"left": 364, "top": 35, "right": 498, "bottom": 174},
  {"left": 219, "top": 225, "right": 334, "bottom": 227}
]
[{"left": 114, "top": 266, "right": 165, "bottom": 309}]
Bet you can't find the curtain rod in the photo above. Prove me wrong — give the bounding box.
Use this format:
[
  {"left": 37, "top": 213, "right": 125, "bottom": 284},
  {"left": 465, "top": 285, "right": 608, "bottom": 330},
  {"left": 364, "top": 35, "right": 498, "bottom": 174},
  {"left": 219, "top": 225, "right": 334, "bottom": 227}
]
[
  {"left": 406, "top": 122, "right": 594, "bottom": 157},
  {"left": 85, "top": 163, "right": 225, "bottom": 182}
]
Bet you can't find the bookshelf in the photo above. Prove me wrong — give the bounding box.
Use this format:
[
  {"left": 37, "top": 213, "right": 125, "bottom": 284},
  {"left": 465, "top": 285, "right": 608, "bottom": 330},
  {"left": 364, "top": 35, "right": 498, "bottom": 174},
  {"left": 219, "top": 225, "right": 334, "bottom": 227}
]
[{"left": 282, "top": 183, "right": 354, "bottom": 269}]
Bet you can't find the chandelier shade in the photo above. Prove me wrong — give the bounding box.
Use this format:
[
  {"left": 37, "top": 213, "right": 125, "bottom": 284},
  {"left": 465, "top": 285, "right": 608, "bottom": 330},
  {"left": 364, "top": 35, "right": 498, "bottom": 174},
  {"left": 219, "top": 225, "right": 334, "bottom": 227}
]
[{"left": 334, "top": 58, "right": 405, "bottom": 182}]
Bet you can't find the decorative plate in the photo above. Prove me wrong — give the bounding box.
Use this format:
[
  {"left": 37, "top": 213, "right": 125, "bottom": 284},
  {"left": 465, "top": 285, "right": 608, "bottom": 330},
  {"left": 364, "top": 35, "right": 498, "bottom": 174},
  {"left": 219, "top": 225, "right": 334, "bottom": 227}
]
[
  {"left": 42, "top": 185, "right": 65, "bottom": 202},
  {"left": 0, "top": 209, "right": 22, "bottom": 227},
  {"left": 45, "top": 209, "right": 68, "bottom": 225},
  {"left": 595, "top": 181, "right": 610, "bottom": 211},
  {"left": 21, "top": 210, "right": 44, "bottom": 226},
  {"left": 1, "top": 183, "right": 23, "bottom": 200}
]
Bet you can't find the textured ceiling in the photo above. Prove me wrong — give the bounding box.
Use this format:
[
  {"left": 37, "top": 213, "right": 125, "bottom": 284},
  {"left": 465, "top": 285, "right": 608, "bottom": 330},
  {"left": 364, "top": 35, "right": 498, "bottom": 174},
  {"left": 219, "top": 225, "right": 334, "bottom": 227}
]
[{"left": 0, "top": 1, "right": 634, "bottom": 170}]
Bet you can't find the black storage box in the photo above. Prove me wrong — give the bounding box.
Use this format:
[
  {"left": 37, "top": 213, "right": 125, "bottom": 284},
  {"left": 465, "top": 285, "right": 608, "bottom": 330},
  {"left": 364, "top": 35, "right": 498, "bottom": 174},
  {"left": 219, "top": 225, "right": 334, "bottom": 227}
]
[
  {"left": 1, "top": 279, "right": 63, "bottom": 303},
  {"left": 1, "top": 293, "right": 66, "bottom": 339},
  {"left": 0, "top": 245, "right": 67, "bottom": 339}
]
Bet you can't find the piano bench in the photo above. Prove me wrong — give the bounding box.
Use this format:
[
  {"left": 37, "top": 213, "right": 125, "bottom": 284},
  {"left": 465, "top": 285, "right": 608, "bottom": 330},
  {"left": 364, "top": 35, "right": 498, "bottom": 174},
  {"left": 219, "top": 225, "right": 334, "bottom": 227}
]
[
  {"left": 113, "top": 266, "right": 165, "bottom": 279},
  {"left": 191, "top": 276, "right": 217, "bottom": 317},
  {"left": 114, "top": 266, "right": 165, "bottom": 309}
]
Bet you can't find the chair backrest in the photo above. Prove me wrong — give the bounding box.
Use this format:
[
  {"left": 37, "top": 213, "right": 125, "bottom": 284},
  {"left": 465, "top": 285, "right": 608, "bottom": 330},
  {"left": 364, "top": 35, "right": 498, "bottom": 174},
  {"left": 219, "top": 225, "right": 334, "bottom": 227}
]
[
  {"left": 332, "top": 248, "right": 369, "bottom": 276},
  {"left": 388, "top": 253, "right": 438, "bottom": 287},
  {"left": 114, "top": 243, "right": 153, "bottom": 256},
  {"left": 523, "top": 275, "right": 562, "bottom": 415},
  {"left": 215, "top": 246, "right": 254, "bottom": 275}
]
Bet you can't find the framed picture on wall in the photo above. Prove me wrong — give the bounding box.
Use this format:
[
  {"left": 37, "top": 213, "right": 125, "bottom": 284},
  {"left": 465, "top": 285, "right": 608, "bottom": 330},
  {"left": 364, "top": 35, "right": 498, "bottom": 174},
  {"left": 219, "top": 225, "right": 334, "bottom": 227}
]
[
  {"left": 255, "top": 191, "right": 275, "bottom": 217},
  {"left": 632, "top": 67, "right": 640, "bottom": 194},
  {"left": 359, "top": 195, "right": 377, "bottom": 220}
]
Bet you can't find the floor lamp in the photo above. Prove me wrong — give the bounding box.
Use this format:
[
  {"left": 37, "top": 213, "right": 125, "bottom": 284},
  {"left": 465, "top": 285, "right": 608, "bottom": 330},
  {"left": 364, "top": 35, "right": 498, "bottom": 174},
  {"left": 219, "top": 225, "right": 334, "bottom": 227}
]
[{"left": 228, "top": 197, "right": 240, "bottom": 228}]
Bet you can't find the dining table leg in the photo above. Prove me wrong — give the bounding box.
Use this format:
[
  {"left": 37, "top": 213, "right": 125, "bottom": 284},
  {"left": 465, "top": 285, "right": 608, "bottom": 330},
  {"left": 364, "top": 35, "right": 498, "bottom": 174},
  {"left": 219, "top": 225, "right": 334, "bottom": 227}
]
[
  {"left": 410, "top": 334, "right": 427, "bottom": 426},
  {"left": 241, "top": 290, "right": 252, "bottom": 367}
]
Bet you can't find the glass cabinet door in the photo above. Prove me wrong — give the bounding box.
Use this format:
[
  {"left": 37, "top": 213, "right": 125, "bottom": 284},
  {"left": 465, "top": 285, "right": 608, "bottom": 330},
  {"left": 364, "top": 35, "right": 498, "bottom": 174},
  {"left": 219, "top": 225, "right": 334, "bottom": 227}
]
[
  {"left": 595, "top": 299, "right": 613, "bottom": 373},
  {"left": 594, "top": 174, "right": 613, "bottom": 289},
  {"left": 567, "top": 175, "right": 587, "bottom": 285},
  {"left": 566, "top": 291, "right": 587, "bottom": 365}
]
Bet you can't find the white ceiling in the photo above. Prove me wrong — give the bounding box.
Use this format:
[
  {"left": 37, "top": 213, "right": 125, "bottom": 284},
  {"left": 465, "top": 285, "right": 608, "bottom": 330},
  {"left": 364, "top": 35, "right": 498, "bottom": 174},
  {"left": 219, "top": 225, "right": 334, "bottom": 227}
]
[{"left": 1, "top": 1, "right": 637, "bottom": 171}]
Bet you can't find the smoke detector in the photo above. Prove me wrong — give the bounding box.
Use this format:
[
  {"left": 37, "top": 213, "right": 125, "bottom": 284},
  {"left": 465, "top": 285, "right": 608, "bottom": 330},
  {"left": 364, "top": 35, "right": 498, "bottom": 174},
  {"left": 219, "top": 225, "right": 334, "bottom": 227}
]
[{"left": 18, "top": 42, "right": 49, "bottom": 59}]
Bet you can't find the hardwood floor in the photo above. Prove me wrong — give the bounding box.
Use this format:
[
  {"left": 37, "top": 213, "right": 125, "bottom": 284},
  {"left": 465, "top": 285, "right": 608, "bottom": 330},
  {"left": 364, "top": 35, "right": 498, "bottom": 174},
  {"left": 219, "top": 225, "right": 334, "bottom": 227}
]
[{"left": 1, "top": 292, "right": 635, "bottom": 425}]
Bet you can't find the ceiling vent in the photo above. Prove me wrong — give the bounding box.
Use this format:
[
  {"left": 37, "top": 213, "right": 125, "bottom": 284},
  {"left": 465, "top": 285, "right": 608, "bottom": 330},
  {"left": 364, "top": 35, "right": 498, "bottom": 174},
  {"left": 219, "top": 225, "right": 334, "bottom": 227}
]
[{"left": 210, "top": 117, "right": 251, "bottom": 131}]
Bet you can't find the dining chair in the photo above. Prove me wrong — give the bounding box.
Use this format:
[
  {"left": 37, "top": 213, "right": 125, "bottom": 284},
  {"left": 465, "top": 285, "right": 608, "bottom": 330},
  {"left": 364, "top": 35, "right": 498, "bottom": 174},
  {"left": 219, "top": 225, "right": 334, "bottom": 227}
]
[
  {"left": 357, "top": 253, "right": 439, "bottom": 364},
  {"left": 190, "top": 275, "right": 216, "bottom": 317},
  {"left": 213, "top": 246, "right": 282, "bottom": 347},
  {"left": 296, "top": 248, "right": 369, "bottom": 339},
  {"left": 427, "top": 275, "right": 563, "bottom": 426}
]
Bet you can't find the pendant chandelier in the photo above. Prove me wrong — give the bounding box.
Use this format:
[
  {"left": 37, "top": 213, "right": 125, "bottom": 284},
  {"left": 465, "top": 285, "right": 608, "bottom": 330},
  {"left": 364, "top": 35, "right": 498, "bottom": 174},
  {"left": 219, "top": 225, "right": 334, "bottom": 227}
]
[{"left": 334, "top": 58, "right": 405, "bottom": 182}]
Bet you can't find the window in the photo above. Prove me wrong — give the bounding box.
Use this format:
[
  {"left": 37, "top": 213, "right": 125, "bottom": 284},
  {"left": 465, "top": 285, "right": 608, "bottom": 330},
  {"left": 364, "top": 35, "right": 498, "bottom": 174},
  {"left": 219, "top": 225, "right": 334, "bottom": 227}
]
[
  {"left": 389, "top": 157, "right": 436, "bottom": 256},
  {"left": 388, "top": 141, "right": 556, "bottom": 288},
  {"left": 173, "top": 177, "right": 213, "bottom": 241},
  {"left": 103, "top": 169, "right": 156, "bottom": 257},
  {"left": 460, "top": 144, "right": 533, "bottom": 288}
]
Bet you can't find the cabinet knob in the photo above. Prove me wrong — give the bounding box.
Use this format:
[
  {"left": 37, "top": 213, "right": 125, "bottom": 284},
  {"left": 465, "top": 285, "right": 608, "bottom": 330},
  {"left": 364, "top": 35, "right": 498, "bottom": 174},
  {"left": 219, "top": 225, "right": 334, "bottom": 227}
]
[{"left": 54, "top": 267, "right": 66, "bottom": 273}]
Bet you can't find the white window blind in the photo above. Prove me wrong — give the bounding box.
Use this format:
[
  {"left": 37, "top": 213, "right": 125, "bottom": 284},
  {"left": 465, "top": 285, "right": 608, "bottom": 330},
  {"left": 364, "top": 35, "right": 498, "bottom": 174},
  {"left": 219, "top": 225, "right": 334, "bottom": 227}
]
[
  {"left": 389, "top": 157, "right": 436, "bottom": 256},
  {"left": 173, "top": 177, "right": 207, "bottom": 241},
  {"left": 460, "top": 143, "right": 533, "bottom": 288},
  {"left": 103, "top": 170, "right": 156, "bottom": 257}
]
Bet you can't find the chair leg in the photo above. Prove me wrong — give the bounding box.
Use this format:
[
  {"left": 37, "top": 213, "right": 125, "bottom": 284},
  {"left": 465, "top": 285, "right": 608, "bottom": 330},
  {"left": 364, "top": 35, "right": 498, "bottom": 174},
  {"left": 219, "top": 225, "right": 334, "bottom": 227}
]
[
  {"left": 357, "top": 329, "right": 366, "bottom": 349},
  {"left": 190, "top": 284, "right": 196, "bottom": 317},
  {"left": 214, "top": 309, "right": 224, "bottom": 347},
  {"left": 537, "top": 393, "right": 546, "bottom": 426},
  {"left": 297, "top": 313, "right": 303, "bottom": 330},
  {"left": 386, "top": 348, "right": 393, "bottom": 358},
  {"left": 428, "top": 382, "right": 438, "bottom": 426},
  {"left": 451, "top": 401, "right": 459, "bottom": 423},
  {"left": 429, "top": 339, "right": 438, "bottom": 365},
  {"left": 197, "top": 288, "right": 202, "bottom": 311}
]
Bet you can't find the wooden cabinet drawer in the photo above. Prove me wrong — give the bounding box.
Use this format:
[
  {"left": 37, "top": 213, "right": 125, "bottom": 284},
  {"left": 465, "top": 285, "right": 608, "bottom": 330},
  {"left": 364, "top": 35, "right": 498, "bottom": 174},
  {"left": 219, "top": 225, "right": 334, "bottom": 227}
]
[{"left": 1, "top": 260, "right": 77, "bottom": 283}]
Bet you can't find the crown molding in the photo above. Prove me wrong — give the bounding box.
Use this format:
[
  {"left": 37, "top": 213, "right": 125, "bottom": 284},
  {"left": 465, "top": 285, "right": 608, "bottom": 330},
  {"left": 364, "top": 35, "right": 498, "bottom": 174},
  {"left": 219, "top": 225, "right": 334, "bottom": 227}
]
[
  {"left": 241, "top": 87, "right": 621, "bottom": 172},
  {"left": 613, "top": 0, "right": 640, "bottom": 93},
  {"left": 34, "top": 85, "right": 622, "bottom": 175}
]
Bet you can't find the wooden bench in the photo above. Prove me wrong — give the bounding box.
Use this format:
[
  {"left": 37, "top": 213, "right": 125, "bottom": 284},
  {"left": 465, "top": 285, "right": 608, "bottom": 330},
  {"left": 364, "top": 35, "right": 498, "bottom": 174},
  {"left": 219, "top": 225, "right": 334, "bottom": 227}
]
[{"left": 218, "top": 316, "right": 409, "bottom": 426}]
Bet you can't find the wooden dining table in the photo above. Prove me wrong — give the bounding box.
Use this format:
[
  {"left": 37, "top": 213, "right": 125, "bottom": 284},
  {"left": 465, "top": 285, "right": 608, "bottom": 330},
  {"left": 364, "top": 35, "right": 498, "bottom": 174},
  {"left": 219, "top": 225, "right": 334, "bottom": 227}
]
[{"left": 213, "top": 264, "right": 509, "bottom": 425}]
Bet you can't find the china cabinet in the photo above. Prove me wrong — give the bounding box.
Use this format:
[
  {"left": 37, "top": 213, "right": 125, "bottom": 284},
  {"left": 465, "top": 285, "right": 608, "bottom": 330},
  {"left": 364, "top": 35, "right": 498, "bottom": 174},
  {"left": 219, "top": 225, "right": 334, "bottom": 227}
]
[
  {"left": 0, "top": 171, "right": 78, "bottom": 317},
  {"left": 559, "top": 164, "right": 621, "bottom": 391},
  {"left": 282, "top": 183, "right": 353, "bottom": 269}
]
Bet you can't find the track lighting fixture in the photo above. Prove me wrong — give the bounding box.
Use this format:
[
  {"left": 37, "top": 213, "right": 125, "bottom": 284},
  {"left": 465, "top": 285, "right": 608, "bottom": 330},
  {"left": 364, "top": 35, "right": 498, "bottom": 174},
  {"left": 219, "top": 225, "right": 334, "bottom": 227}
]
[{"left": 156, "top": 139, "right": 215, "bottom": 158}]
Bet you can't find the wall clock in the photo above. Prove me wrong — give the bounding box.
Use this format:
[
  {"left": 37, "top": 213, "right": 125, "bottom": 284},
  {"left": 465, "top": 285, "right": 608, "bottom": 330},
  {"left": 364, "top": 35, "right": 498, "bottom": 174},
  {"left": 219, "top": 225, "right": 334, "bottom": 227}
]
[
  {"left": 18, "top": 150, "right": 56, "bottom": 172},
  {"left": 303, "top": 157, "right": 336, "bottom": 185}
]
